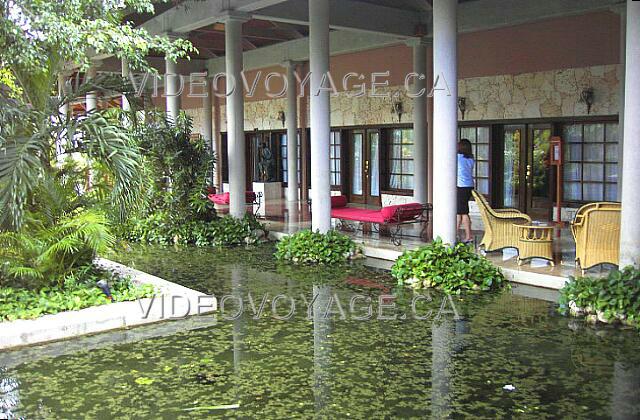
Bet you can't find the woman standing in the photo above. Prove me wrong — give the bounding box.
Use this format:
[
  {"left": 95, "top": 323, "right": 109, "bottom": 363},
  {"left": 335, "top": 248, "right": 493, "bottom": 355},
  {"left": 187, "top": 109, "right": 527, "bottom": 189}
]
[{"left": 457, "top": 139, "right": 475, "bottom": 243}]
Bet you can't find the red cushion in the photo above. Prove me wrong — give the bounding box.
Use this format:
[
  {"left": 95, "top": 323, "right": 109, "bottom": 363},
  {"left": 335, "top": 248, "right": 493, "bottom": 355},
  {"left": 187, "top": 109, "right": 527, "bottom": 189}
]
[
  {"left": 380, "top": 203, "right": 423, "bottom": 222},
  {"left": 331, "top": 195, "right": 348, "bottom": 208},
  {"left": 209, "top": 192, "right": 230, "bottom": 205},
  {"left": 208, "top": 191, "right": 256, "bottom": 205},
  {"left": 331, "top": 207, "right": 385, "bottom": 223}
]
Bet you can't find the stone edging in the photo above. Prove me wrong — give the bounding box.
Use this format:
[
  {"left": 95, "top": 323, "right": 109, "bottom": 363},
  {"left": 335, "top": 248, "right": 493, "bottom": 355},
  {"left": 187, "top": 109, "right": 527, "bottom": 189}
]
[{"left": 0, "top": 259, "right": 217, "bottom": 351}]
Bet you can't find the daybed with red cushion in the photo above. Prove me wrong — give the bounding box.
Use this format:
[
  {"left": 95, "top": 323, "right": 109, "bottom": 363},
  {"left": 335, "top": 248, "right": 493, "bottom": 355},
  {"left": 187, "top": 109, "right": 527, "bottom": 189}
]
[
  {"left": 329, "top": 195, "right": 431, "bottom": 245},
  {"left": 207, "top": 191, "right": 263, "bottom": 216}
]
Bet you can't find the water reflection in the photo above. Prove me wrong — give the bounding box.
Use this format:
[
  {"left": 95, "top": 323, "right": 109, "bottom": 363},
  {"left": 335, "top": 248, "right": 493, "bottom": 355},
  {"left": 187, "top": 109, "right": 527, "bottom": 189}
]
[
  {"left": 2, "top": 244, "right": 639, "bottom": 418},
  {"left": 0, "top": 368, "right": 19, "bottom": 418},
  {"left": 313, "top": 285, "right": 332, "bottom": 414}
]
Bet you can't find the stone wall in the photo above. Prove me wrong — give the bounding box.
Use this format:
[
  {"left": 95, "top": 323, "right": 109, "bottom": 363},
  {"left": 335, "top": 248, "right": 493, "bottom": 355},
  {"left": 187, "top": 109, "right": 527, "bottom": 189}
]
[{"left": 184, "top": 64, "right": 620, "bottom": 135}]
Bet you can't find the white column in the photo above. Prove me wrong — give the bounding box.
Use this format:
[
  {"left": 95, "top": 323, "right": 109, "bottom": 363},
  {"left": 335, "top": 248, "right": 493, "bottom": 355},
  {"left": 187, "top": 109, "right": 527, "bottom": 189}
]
[
  {"left": 85, "top": 66, "right": 98, "bottom": 113},
  {"left": 410, "top": 39, "right": 428, "bottom": 204},
  {"left": 224, "top": 13, "right": 249, "bottom": 218},
  {"left": 432, "top": 0, "right": 458, "bottom": 245},
  {"left": 619, "top": 0, "right": 640, "bottom": 268},
  {"left": 121, "top": 58, "right": 131, "bottom": 112},
  {"left": 203, "top": 77, "right": 213, "bottom": 151},
  {"left": 285, "top": 61, "right": 299, "bottom": 202},
  {"left": 203, "top": 76, "right": 214, "bottom": 185},
  {"left": 618, "top": 8, "right": 626, "bottom": 199},
  {"left": 309, "top": 0, "right": 331, "bottom": 233},
  {"left": 165, "top": 57, "right": 180, "bottom": 123}
]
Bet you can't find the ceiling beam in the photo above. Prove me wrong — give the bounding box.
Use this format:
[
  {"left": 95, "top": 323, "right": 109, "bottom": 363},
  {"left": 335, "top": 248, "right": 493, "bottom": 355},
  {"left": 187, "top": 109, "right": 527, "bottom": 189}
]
[
  {"left": 206, "top": 30, "right": 403, "bottom": 73},
  {"left": 455, "top": 0, "right": 622, "bottom": 34},
  {"left": 253, "top": 0, "right": 426, "bottom": 38},
  {"left": 142, "top": 0, "right": 290, "bottom": 35}
]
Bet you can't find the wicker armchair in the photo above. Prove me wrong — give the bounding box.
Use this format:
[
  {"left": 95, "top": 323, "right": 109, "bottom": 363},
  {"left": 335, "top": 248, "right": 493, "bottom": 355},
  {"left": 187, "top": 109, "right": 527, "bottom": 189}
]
[
  {"left": 472, "top": 190, "right": 532, "bottom": 252},
  {"left": 571, "top": 202, "right": 621, "bottom": 275}
]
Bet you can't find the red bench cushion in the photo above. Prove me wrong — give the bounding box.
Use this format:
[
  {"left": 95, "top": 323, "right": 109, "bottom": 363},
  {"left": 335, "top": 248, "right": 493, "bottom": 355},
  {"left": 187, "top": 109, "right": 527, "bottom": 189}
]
[
  {"left": 208, "top": 192, "right": 257, "bottom": 205},
  {"left": 330, "top": 207, "right": 385, "bottom": 224},
  {"left": 380, "top": 202, "right": 424, "bottom": 222},
  {"left": 330, "top": 202, "right": 424, "bottom": 224},
  {"left": 331, "top": 195, "right": 348, "bottom": 208}
]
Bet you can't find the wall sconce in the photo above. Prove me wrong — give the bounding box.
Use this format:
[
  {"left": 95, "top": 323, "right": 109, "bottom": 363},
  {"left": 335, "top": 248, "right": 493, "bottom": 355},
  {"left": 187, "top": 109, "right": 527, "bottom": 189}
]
[
  {"left": 580, "top": 87, "right": 594, "bottom": 114},
  {"left": 458, "top": 97, "right": 467, "bottom": 120},
  {"left": 277, "top": 110, "right": 286, "bottom": 127},
  {"left": 392, "top": 101, "right": 404, "bottom": 122}
]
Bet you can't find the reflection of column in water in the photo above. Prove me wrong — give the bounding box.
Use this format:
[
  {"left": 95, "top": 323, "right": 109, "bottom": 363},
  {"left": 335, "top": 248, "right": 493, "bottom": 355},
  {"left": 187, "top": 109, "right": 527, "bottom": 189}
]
[
  {"left": 611, "top": 361, "right": 640, "bottom": 420},
  {"left": 431, "top": 298, "right": 471, "bottom": 417},
  {"left": 231, "top": 266, "right": 245, "bottom": 379},
  {"left": 286, "top": 200, "right": 300, "bottom": 227},
  {"left": 0, "top": 368, "right": 19, "bottom": 418},
  {"left": 313, "top": 285, "right": 332, "bottom": 413},
  {"left": 431, "top": 317, "right": 453, "bottom": 417}
]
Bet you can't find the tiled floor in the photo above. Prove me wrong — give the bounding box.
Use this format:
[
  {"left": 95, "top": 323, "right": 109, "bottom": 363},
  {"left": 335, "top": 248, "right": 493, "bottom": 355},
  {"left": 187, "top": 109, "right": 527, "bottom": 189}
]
[{"left": 226, "top": 199, "right": 616, "bottom": 283}]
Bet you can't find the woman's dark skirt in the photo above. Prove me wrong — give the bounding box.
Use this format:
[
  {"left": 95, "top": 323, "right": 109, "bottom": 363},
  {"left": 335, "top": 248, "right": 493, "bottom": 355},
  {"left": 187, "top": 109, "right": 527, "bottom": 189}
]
[{"left": 457, "top": 187, "right": 473, "bottom": 215}]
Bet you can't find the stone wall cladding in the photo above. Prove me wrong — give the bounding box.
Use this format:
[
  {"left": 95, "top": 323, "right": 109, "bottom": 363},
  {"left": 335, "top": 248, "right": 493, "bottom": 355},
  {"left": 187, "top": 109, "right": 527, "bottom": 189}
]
[{"left": 184, "top": 64, "right": 620, "bottom": 134}]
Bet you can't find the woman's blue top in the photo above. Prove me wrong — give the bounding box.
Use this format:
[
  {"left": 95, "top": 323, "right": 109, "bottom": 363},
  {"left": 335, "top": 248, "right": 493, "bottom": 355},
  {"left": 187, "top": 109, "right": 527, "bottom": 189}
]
[{"left": 457, "top": 153, "right": 475, "bottom": 188}]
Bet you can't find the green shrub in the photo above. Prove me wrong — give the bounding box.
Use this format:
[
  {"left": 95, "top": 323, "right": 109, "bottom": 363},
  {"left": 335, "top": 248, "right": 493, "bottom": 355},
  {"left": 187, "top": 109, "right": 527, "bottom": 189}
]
[
  {"left": 0, "top": 208, "right": 114, "bottom": 288},
  {"left": 0, "top": 268, "right": 155, "bottom": 322},
  {"left": 275, "top": 229, "right": 361, "bottom": 265},
  {"left": 558, "top": 266, "right": 640, "bottom": 327},
  {"left": 118, "top": 213, "right": 266, "bottom": 247},
  {"left": 392, "top": 238, "right": 505, "bottom": 294}
]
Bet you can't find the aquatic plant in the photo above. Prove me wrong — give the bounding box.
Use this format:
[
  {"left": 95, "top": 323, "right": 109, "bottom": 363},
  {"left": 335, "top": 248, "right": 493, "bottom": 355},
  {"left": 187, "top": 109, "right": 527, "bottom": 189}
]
[
  {"left": 392, "top": 238, "right": 505, "bottom": 294},
  {"left": 275, "top": 229, "right": 361, "bottom": 265},
  {"left": 558, "top": 266, "right": 640, "bottom": 327},
  {"left": 118, "top": 213, "right": 267, "bottom": 247}
]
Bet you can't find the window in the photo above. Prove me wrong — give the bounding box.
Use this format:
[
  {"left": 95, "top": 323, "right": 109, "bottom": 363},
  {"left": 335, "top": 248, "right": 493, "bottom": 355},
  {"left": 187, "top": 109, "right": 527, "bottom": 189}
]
[
  {"left": 387, "top": 128, "right": 414, "bottom": 190},
  {"left": 330, "top": 131, "right": 341, "bottom": 187},
  {"left": 280, "top": 132, "right": 301, "bottom": 185},
  {"left": 458, "top": 126, "right": 490, "bottom": 194},
  {"left": 563, "top": 122, "right": 619, "bottom": 202}
]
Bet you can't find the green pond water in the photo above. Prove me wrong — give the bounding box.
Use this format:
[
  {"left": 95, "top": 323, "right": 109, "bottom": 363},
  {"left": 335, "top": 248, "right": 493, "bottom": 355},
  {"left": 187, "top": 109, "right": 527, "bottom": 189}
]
[{"left": 1, "top": 244, "right": 640, "bottom": 419}]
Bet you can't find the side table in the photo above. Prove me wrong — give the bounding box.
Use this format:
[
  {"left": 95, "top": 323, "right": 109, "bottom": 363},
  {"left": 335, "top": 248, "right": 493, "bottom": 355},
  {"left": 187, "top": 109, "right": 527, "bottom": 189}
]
[{"left": 514, "top": 223, "right": 555, "bottom": 266}]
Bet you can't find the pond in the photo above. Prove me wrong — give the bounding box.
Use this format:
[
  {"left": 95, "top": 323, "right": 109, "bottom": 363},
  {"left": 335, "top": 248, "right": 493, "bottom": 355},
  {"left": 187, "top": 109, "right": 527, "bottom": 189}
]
[{"left": 1, "top": 244, "right": 639, "bottom": 418}]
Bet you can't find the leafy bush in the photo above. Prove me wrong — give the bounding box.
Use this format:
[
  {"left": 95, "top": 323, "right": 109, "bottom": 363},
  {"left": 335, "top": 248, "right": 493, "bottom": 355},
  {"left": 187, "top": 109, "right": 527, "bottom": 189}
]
[
  {"left": 275, "top": 229, "right": 361, "bottom": 265},
  {"left": 0, "top": 268, "right": 155, "bottom": 322},
  {"left": 0, "top": 208, "right": 114, "bottom": 288},
  {"left": 118, "top": 213, "right": 266, "bottom": 247},
  {"left": 392, "top": 238, "right": 505, "bottom": 294},
  {"left": 131, "top": 111, "right": 216, "bottom": 224},
  {"left": 558, "top": 266, "right": 640, "bottom": 327}
]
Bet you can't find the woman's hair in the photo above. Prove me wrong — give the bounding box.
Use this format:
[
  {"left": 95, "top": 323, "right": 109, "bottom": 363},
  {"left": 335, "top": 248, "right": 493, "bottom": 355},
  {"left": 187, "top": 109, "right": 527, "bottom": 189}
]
[{"left": 458, "top": 139, "right": 473, "bottom": 158}]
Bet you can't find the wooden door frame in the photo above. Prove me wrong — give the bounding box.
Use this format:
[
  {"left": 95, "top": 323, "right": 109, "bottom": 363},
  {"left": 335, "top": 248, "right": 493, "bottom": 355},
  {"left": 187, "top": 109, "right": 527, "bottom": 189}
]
[{"left": 526, "top": 123, "right": 553, "bottom": 220}]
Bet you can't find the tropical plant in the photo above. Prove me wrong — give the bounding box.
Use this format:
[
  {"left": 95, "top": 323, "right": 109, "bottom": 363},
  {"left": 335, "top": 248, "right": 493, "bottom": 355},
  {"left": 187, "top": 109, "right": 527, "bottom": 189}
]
[
  {"left": 558, "top": 266, "right": 640, "bottom": 327},
  {"left": 392, "top": 238, "right": 505, "bottom": 294},
  {"left": 0, "top": 0, "right": 193, "bottom": 75},
  {"left": 0, "top": 75, "right": 147, "bottom": 230},
  {"left": 130, "top": 110, "right": 216, "bottom": 223},
  {"left": 275, "top": 229, "right": 361, "bottom": 265},
  {"left": 0, "top": 268, "right": 155, "bottom": 322},
  {"left": 118, "top": 213, "right": 266, "bottom": 247}
]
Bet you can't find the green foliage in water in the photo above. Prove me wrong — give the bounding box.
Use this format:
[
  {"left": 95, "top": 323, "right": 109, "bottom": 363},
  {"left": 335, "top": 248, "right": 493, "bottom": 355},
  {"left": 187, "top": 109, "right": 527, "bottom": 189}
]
[
  {"left": 392, "top": 238, "right": 505, "bottom": 294},
  {"left": 275, "top": 229, "right": 361, "bottom": 265},
  {"left": 0, "top": 268, "right": 155, "bottom": 322},
  {"left": 558, "top": 266, "right": 640, "bottom": 327},
  {"left": 118, "top": 213, "right": 266, "bottom": 247}
]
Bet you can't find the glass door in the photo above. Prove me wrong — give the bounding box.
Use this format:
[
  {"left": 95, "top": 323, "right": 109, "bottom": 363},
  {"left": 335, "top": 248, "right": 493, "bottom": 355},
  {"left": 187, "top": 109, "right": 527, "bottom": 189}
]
[
  {"left": 349, "top": 129, "right": 381, "bottom": 206},
  {"left": 503, "top": 125, "right": 524, "bottom": 210},
  {"left": 526, "top": 125, "right": 553, "bottom": 220},
  {"left": 501, "top": 124, "right": 553, "bottom": 220}
]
